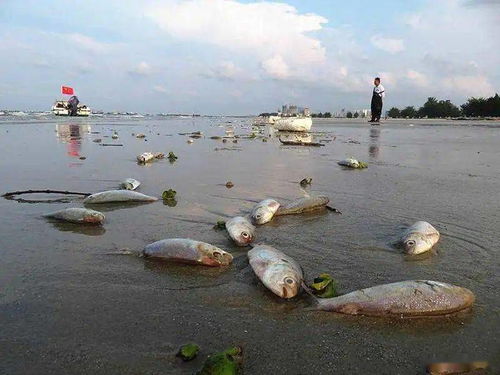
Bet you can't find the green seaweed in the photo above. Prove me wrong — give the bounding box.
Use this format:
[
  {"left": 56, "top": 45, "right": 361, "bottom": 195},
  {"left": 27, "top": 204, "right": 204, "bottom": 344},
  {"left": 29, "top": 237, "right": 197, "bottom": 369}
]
[
  {"left": 168, "top": 151, "right": 178, "bottom": 162},
  {"left": 197, "top": 346, "right": 243, "bottom": 375},
  {"left": 162, "top": 189, "right": 177, "bottom": 200},
  {"left": 214, "top": 220, "right": 226, "bottom": 230},
  {"left": 357, "top": 161, "right": 368, "bottom": 169},
  {"left": 177, "top": 343, "right": 200, "bottom": 361},
  {"left": 310, "top": 273, "right": 338, "bottom": 298}
]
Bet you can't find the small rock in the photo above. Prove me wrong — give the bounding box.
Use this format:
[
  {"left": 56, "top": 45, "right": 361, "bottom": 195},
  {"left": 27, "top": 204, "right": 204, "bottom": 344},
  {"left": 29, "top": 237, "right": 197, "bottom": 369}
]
[{"left": 225, "top": 181, "right": 234, "bottom": 188}]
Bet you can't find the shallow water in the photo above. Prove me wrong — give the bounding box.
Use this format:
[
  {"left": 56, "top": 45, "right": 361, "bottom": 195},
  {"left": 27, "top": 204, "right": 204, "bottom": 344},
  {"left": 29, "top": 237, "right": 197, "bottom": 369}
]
[{"left": 0, "top": 116, "right": 499, "bottom": 374}]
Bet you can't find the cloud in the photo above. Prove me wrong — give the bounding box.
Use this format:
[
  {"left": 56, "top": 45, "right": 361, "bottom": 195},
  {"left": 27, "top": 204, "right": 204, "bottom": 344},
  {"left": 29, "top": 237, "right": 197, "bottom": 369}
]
[
  {"left": 370, "top": 35, "right": 405, "bottom": 53},
  {"left": 201, "top": 61, "right": 243, "bottom": 80},
  {"left": 442, "top": 75, "right": 495, "bottom": 97},
  {"left": 406, "top": 70, "right": 429, "bottom": 87},
  {"left": 65, "top": 33, "right": 108, "bottom": 53},
  {"left": 148, "top": 0, "right": 327, "bottom": 75},
  {"left": 261, "top": 55, "right": 290, "bottom": 79},
  {"left": 129, "top": 61, "right": 153, "bottom": 76},
  {"left": 153, "top": 85, "right": 168, "bottom": 93}
]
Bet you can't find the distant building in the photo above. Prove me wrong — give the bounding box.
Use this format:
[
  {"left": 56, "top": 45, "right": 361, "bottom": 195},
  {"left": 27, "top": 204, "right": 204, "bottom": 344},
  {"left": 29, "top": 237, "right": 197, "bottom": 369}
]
[{"left": 303, "top": 107, "right": 311, "bottom": 116}]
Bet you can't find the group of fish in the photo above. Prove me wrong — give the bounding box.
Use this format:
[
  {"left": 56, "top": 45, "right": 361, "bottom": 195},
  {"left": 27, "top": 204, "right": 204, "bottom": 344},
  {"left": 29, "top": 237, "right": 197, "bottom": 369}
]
[{"left": 43, "top": 181, "right": 475, "bottom": 318}]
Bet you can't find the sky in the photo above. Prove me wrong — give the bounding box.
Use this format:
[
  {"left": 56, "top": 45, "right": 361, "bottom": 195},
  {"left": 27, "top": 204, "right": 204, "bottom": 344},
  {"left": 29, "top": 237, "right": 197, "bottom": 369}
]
[{"left": 0, "top": 0, "right": 499, "bottom": 114}]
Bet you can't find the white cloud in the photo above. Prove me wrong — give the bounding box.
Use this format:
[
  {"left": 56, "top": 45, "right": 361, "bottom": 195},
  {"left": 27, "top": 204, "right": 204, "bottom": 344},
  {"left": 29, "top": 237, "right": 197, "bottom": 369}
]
[
  {"left": 406, "top": 69, "right": 429, "bottom": 87},
  {"left": 442, "top": 75, "right": 495, "bottom": 97},
  {"left": 129, "top": 61, "right": 153, "bottom": 76},
  {"left": 148, "top": 0, "right": 327, "bottom": 76},
  {"left": 153, "top": 85, "right": 168, "bottom": 93},
  {"left": 202, "top": 61, "right": 243, "bottom": 80},
  {"left": 261, "top": 55, "right": 290, "bottom": 79},
  {"left": 66, "top": 33, "right": 108, "bottom": 53},
  {"left": 370, "top": 35, "right": 405, "bottom": 53}
]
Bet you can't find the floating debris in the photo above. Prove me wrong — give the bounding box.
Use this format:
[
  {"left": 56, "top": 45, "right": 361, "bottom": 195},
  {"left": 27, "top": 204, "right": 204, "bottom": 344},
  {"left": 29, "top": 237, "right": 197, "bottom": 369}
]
[
  {"left": 120, "top": 178, "right": 140, "bottom": 191},
  {"left": 162, "top": 189, "right": 177, "bottom": 200},
  {"left": 177, "top": 343, "right": 200, "bottom": 362},
  {"left": 225, "top": 181, "right": 234, "bottom": 188},
  {"left": 168, "top": 151, "right": 178, "bottom": 162},
  {"left": 309, "top": 273, "right": 338, "bottom": 298},
  {"left": 338, "top": 158, "right": 368, "bottom": 169},
  {"left": 197, "top": 346, "right": 243, "bottom": 375},
  {"left": 299, "top": 178, "right": 312, "bottom": 186}
]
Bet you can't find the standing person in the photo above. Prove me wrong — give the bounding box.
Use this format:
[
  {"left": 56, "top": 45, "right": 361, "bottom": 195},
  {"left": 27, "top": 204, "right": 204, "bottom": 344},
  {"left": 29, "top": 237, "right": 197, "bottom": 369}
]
[{"left": 369, "top": 77, "right": 385, "bottom": 123}]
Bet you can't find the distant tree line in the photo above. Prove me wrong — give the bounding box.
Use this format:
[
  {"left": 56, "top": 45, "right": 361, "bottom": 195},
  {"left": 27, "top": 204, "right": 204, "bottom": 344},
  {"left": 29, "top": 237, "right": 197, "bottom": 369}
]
[
  {"left": 311, "top": 112, "right": 332, "bottom": 118},
  {"left": 387, "top": 94, "right": 500, "bottom": 119}
]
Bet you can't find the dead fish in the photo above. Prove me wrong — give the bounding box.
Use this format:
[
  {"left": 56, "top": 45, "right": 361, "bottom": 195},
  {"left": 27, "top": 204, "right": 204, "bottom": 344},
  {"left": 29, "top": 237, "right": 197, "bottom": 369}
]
[
  {"left": 248, "top": 244, "right": 303, "bottom": 299},
  {"left": 316, "top": 280, "right": 474, "bottom": 317},
  {"left": 401, "top": 221, "right": 440, "bottom": 255},
  {"left": 137, "top": 152, "right": 164, "bottom": 163},
  {"left": 83, "top": 190, "right": 158, "bottom": 204},
  {"left": 250, "top": 199, "right": 280, "bottom": 225},
  {"left": 44, "top": 207, "right": 105, "bottom": 224},
  {"left": 226, "top": 216, "right": 255, "bottom": 246},
  {"left": 143, "top": 238, "right": 233, "bottom": 266},
  {"left": 275, "top": 196, "right": 330, "bottom": 216},
  {"left": 120, "top": 178, "right": 141, "bottom": 191}
]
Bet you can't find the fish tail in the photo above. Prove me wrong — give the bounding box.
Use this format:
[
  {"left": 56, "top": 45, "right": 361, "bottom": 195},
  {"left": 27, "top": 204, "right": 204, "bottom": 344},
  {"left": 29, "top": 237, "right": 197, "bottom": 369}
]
[{"left": 326, "top": 205, "right": 342, "bottom": 214}]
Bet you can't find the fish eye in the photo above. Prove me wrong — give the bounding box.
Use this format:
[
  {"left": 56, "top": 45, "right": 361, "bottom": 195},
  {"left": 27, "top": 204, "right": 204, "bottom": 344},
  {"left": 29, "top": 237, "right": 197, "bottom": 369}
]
[
  {"left": 406, "top": 240, "right": 416, "bottom": 247},
  {"left": 255, "top": 214, "right": 261, "bottom": 219},
  {"left": 285, "top": 277, "right": 294, "bottom": 285},
  {"left": 241, "top": 232, "right": 249, "bottom": 238},
  {"left": 213, "top": 251, "right": 221, "bottom": 258}
]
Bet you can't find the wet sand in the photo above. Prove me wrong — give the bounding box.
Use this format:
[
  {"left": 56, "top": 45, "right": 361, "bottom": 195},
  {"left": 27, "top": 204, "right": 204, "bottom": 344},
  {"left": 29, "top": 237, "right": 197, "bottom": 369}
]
[{"left": 0, "top": 116, "right": 499, "bottom": 374}]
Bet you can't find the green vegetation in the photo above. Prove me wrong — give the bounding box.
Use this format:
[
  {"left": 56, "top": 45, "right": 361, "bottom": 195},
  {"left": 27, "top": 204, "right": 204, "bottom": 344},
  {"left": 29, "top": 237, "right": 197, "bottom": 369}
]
[
  {"left": 162, "top": 189, "right": 177, "bottom": 200},
  {"left": 197, "top": 346, "right": 243, "bottom": 375},
  {"left": 311, "top": 112, "right": 332, "bottom": 118},
  {"left": 388, "top": 94, "right": 500, "bottom": 118},
  {"left": 310, "top": 273, "right": 338, "bottom": 298},
  {"left": 177, "top": 343, "right": 200, "bottom": 361},
  {"left": 346, "top": 111, "right": 353, "bottom": 118}
]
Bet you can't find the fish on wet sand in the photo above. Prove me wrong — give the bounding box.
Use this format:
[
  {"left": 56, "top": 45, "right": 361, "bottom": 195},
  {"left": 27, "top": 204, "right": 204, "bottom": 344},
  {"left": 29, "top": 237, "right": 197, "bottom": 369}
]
[
  {"left": 137, "top": 152, "right": 164, "bottom": 163},
  {"left": 401, "top": 221, "right": 440, "bottom": 255},
  {"left": 250, "top": 199, "right": 280, "bottom": 225},
  {"left": 120, "top": 178, "right": 141, "bottom": 191},
  {"left": 316, "top": 280, "right": 474, "bottom": 317},
  {"left": 83, "top": 190, "right": 158, "bottom": 204},
  {"left": 226, "top": 216, "right": 255, "bottom": 246},
  {"left": 338, "top": 158, "right": 367, "bottom": 169},
  {"left": 44, "top": 207, "right": 105, "bottom": 224},
  {"left": 248, "top": 244, "right": 303, "bottom": 299},
  {"left": 142, "top": 238, "right": 233, "bottom": 266},
  {"left": 275, "top": 196, "right": 330, "bottom": 216}
]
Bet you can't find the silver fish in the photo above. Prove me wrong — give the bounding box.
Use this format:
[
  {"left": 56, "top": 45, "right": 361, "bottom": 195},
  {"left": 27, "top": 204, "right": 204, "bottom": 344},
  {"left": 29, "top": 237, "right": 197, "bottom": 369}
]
[
  {"left": 83, "top": 190, "right": 158, "bottom": 204},
  {"left": 120, "top": 178, "right": 141, "bottom": 191},
  {"left": 316, "top": 280, "right": 474, "bottom": 317},
  {"left": 250, "top": 199, "right": 280, "bottom": 225},
  {"left": 275, "top": 196, "right": 330, "bottom": 216},
  {"left": 338, "top": 158, "right": 361, "bottom": 168},
  {"left": 142, "top": 238, "right": 233, "bottom": 266},
  {"left": 248, "top": 244, "right": 303, "bottom": 299},
  {"left": 226, "top": 216, "right": 255, "bottom": 246},
  {"left": 44, "top": 207, "right": 105, "bottom": 224},
  {"left": 401, "top": 221, "right": 440, "bottom": 255}
]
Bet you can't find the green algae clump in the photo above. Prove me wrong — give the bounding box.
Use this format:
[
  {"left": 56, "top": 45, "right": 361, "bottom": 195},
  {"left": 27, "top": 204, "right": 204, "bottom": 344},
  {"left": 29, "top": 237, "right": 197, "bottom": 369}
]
[
  {"left": 177, "top": 343, "right": 200, "bottom": 361},
  {"left": 197, "top": 346, "right": 243, "bottom": 375},
  {"left": 310, "top": 273, "right": 338, "bottom": 298}
]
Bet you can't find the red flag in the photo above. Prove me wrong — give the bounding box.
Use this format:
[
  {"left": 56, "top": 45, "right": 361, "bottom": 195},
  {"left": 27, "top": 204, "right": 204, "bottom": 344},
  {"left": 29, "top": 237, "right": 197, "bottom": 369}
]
[{"left": 61, "top": 86, "right": 74, "bottom": 95}]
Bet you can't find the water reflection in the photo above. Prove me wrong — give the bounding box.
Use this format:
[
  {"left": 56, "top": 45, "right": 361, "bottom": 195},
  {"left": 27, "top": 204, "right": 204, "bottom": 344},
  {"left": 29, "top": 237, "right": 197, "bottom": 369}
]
[
  {"left": 49, "top": 220, "right": 106, "bottom": 236},
  {"left": 369, "top": 127, "right": 381, "bottom": 159},
  {"left": 56, "top": 123, "right": 91, "bottom": 158},
  {"left": 277, "top": 132, "right": 313, "bottom": 143}
]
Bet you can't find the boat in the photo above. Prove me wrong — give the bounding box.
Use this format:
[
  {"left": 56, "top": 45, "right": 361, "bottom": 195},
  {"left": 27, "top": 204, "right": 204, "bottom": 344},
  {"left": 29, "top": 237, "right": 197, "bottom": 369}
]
[
  {"left": 273, "top": 116, "right": 312, "bottom": 132},
  {"left": 51, "top": 100, "right": 91, "bottom": 117}
]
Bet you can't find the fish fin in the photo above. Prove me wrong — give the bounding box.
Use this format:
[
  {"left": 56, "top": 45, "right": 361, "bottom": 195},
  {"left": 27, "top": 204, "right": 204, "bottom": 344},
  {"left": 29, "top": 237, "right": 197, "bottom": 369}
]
[{"left": 326, "top": 205, "right": 342, "bottom": 214}]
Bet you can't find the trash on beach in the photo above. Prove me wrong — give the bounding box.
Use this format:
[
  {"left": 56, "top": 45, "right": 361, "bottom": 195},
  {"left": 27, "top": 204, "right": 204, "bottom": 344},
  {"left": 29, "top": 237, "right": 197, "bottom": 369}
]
[
  {"left": 168, "top": 151, "right": 178, "bottom": 162},
  {"left": 120, "top": 178, "right": 140, "bottom": 191},
  {"left": 299, "top": 178, "right": 312, "bottom": 186},
  {"left": 177, "top": 343, "right": 200, "bottom": 362},
  {"left": 136, "top": 133, "right": 146, "bottom": 138},
  {"left": 162, "top": 189, "right": 177, "bottom": 200},
  {"left": 225, "top": 181, "right": 234, "bottom": 188},
  {"left": 197, "top": 346, "right": 243, "bottom": 375},
  {"left": 309, "top": 273, "right": 338, "bottom": 298},
  {"left": 338, "top": 158, "right": 368, "bottom": 169},
  {"left": 213, "top": 220, "right": 226, "bottom": 230}
]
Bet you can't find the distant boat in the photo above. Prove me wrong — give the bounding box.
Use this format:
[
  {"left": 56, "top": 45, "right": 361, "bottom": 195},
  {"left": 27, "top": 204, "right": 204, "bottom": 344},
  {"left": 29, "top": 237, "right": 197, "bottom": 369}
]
[
  {"left": 273, "top": 116, "right": 312, "bottom": 132},
  {"left": 51, "top": 100, "right": 91, "bottom": 117}
]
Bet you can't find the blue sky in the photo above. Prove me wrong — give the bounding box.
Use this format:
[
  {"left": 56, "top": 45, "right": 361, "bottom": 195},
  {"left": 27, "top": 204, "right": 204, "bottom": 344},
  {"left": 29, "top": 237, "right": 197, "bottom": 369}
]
[{"left": 0, "top": 0, "right": 498, "bottom": 114}]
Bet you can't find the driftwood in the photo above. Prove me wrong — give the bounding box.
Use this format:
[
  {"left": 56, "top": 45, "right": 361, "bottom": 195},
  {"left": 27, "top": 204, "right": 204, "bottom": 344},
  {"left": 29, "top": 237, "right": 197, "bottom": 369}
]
[{"left": 279, "top": 139, "right": 324, "bottom": 147}]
